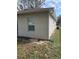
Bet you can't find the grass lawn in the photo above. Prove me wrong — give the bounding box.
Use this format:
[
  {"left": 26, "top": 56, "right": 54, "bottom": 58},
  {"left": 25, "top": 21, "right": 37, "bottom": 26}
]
[
  {"left": 52, "top": 29, "right": 61, "bottom": 59},
  {"left": 17, "top": 29, "right": 61, "bottom": 59}
]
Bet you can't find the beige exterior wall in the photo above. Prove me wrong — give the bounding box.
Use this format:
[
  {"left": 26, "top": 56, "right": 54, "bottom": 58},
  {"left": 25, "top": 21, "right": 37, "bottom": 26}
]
[
  {"left": 18, "top": 12, "right": 48, "bottom": 39},
  {"left": 48, "top": 15, "right": 56, "bottom": 39}
]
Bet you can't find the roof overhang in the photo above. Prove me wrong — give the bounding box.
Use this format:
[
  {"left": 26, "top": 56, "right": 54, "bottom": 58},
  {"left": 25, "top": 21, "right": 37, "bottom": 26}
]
[{"left": 17, "top": 8, "right": 54, "bottom": 14}]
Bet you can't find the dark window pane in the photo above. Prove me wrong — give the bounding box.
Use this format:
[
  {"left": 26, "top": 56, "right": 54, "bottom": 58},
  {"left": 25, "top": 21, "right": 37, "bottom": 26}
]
[{"left": 28, "top": 25, "right": 35, "bottom": 31}]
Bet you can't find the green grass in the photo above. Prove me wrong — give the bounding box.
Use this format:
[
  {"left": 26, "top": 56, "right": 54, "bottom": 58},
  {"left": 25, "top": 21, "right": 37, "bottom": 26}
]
[
  {"left": 48, "top": 29, "right": 61, "bottom": 59},
  {"left": 52, "top": 29, "right": 61, "bottom": 47},
  {"left": 52, "top": 29, "right": 61, "bottom": 59},
  {"left": 17, "top": 29, "right": 61, "bottom": 59}
]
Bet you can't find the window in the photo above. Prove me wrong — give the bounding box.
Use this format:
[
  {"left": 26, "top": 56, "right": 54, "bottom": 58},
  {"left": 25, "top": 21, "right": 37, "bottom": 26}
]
[
  {"left": 28, "top": 25, "right": 35, "bottom": 31},
  {"left": 27, "top": 16, "right": 35, "bottom": 31}
]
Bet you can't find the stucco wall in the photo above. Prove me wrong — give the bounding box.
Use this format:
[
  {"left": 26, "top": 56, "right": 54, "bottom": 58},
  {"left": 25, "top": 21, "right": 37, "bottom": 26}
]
[
  {"left": 48, "top": 15, "right": 56, "bottom": 39},
  {"left": 18, "top": 12, "right": 48, "bottom": 39}
]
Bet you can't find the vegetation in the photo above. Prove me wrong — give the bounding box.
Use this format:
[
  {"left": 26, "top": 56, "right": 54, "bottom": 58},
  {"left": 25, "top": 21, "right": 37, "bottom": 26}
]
[
  {"left": 52, "top": 29, "right": 61, "bottom": 59},
  {"left": 17, "top": 29, "right": 61, "bottom": 59},
  {"left": 56, "top": 15, "right": 61, "bottom": 30}
]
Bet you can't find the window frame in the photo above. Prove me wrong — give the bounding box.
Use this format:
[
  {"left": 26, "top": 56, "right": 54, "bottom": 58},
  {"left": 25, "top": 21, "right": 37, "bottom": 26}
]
[
  {"left": 28, "top": 25, "right": 35, "bottom": 31},
  {"left": 27, "top": 16, "right": 35, "bottom": 31}
]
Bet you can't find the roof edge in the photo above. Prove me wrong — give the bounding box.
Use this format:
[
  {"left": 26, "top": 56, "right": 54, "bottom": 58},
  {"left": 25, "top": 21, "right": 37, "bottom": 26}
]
[{"left": 17, "top": 8, "right": 54, "bottom": 14}]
